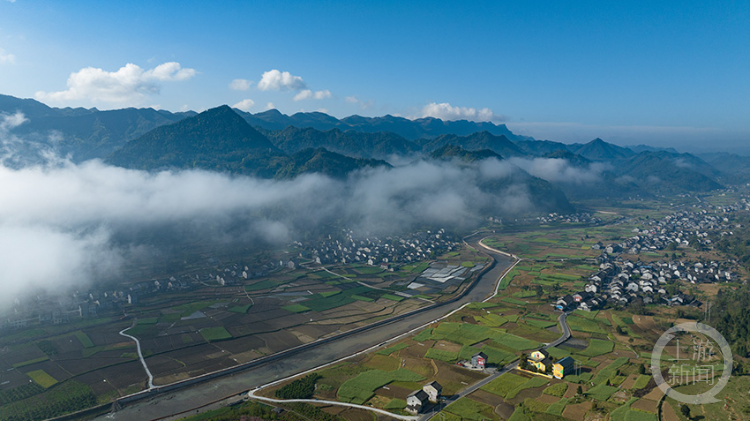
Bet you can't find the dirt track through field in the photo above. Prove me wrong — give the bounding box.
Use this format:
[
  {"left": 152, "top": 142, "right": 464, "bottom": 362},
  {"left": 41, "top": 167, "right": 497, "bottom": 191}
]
[{"left": 95, "top": 235, "right": 515, "bottom": 421}]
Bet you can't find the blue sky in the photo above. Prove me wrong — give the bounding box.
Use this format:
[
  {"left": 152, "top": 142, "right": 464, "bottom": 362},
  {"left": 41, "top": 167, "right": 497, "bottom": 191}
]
[{"left": 0, "top": 0, "right": 748, "bottom": 151}]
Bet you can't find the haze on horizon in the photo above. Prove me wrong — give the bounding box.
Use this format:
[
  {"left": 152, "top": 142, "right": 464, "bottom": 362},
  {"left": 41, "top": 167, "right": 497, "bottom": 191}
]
[{"left": 0, "top": 1, "right": 748, "bottom": 153}]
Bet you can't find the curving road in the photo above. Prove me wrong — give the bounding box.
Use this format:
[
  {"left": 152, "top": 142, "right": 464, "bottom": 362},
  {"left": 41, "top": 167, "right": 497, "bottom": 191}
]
[
  {"left": 421, "top": 310, "right": 571, "bottom": 420},
  {"left": 96, "top": 236, "right": 515, "bottom": 421}
]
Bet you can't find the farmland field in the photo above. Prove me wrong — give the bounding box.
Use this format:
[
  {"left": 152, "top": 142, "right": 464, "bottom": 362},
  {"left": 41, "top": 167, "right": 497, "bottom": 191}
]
[
  {"left": 578, "top": 338, "right": 614, "bottom": 357},
  {"left": 199, "top": 327, "right": 233, "bottom": 342},
  {"left": 27, "top": 370, "right": 58, "bottom": 388},
  {"left": 481, "top": 373, "right": 528, "bottom": 398},
  {"left": 337, "top": 368, "right": 424, "bottom": 404}
]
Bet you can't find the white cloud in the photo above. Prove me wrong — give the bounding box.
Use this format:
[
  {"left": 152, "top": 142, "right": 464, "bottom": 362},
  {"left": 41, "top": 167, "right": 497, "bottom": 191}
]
[
  {"left": 420, "top": 102, "right": 506, "bottom": 123},
  {"left": 345, "top": 96, "right": 359, "bottom": 104},
  {"left": 293, "top": 89, "right": 332, "bottom": 101},
  {"left": 265, "top": 102, "right": 276, "bottom": 110},
  {"left": 146, "top": 62, "right": 196, "bottom": 81},
  {"left": 0, "top": 112, "right": 28, "bottom": 132},
  {"left": 232, "top": 99, "right": 255, "bottom": 112},
  {"left": 509, "top": 157, "right": 608, "bottom": 184},
  {"left": 0, "top": 48, "right": 15, "bottom": 65},
  {"left": 35, "top": 62, "right": 197, "bottom": 106},
  {"left": 229, "top": 78, "right": 253, "bottom": 91},
  {"left": 257, "top": 69, "right": 307, "bottom": 91}
]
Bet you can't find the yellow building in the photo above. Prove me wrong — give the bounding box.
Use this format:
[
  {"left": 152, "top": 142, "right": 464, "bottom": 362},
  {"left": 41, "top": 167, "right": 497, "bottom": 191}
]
[
  {"left": 528, "top": 349, "right": 551, "bottom": 372},
  {"left": 553, "top": 357, "right": 575, "bottom": 379}
]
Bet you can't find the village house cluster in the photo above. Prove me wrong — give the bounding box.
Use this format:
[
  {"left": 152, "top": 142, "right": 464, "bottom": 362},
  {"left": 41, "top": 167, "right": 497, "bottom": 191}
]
[
  {"left": 489, "top": 212, "right": 602, "bottom": 226},
  {"left": 556, "top": 258, "right": 704, "bottom": 312},
  {"left": 555, "top": 202, "right": 748, "bottom": 313},
  {"left": 299, "top": 229, "right": 459, "bottom": 266},
  {"left": 2, "top": 229, "right": 460, "bottom": 331},
  {"left": 592, "top": 209, "right": 738, "bottom": 256}
]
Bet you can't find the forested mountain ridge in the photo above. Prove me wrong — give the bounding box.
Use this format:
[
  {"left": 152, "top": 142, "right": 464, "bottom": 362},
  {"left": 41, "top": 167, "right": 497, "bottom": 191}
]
[{"left": 0, "top": 95, "right": 736, "bottom": 196}]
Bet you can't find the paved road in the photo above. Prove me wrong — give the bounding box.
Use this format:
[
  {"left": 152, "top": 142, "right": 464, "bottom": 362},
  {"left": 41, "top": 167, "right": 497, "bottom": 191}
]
[
  {"left": 421, "top": 311, "right": 571, "bottom": 420},
  {"left": 247, "top": 389, "right": 419, "bottom": 421},
  {"left": 119, "top": 322, "right": 155, "bottom": 390},
  {"left": 96, "top": 236, "right": 514, "bottom": 421}
]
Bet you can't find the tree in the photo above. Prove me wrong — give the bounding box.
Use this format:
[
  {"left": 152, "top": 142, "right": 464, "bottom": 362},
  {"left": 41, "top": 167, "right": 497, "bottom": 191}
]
[
  {"left": 576, "top": 385, "right": 583, "bottom": 395},
  {"left": 535, "top": 285, "right": 544, "bottom": 298},
  {"left": 681, "top": 404, "right": 691, "bottom": 419},
  {"left": 519, "top": 353, "right": 529, "bottom": 370},
  {"left": 638, "top": 364, "right": 646, "bottom": 374}
]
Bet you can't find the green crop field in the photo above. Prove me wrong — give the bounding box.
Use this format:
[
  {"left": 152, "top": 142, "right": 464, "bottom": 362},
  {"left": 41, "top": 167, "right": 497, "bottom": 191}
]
[
  {"left": 337, "top": 369, "right": 424, "bottom": 404},
  {"left": 425, "top": 348, "right": 458, "bottom": 362},
  {"left": 492, "top": 333, "right": 541, "bottom": 350},
  {"left": 501, "top": 297, "right": 528, "bottom": 306},
  {"left": 542, "top": 382, "right": 567, "bottom": 397},
  {"left": 199, "top": 327, "right": 232, "bottom": 342},
  {"left": 524, "top": 318, "right": 557, "bottom": 329},
  {"left": 506, "top": 377, "right": 549, "bottom": 399},
  {"left": 546, "top": 347, "right": 570, "bottom": 359},
  {"left": 481, "top": 373, "right": 528, "bottom": 398},
  {"left": 632, "top": 374, "right": 651, "bottom": 389},
  {"left": 74, "top": 331, "right": 95, "bottom": 348},
  {"left": 376, "top": 343, "right": 408, "bottom": 356},
  {"left": 160, "top": 313, "right": 181, "bottom": 323},
  {"left": 513, "top": 290, "right": 536, "bottom": 298},
  {"left": 523, "top": 397, "right": 550, "bottom": 413},
  {"left": 566, "top": 315, "right": 608, "bottom": 334},
  {"left": 0, "top": 380, "right": 96, "bottom": 420},
  {"left": 429, "top": 322, "right": 503, "bottom": 345},
  {"left": 298, "top": 285, "right": 382, "bottom": 312},
  {"left": 229, "top": 304, "right": 252, "bottom": 314},
  {"left": 381, "top": 294, "right": 404, "bottom": 301},
  {"left": 610, "top": 397, "right": 638, "bottom": 421},
  {"left": 546, "top": 397, "right": 569, "bottom": 416},
  {"left": 384, "top": 398, "right": 406, "bottom": 410},
  {"left": 592, "top": 357, "right": 629, "bottom": 385},
  {"left": 578, "top": 338, "right": 614, "bottom": 357},
  {"left": 410, "top": 262, "right": 430, "bottom": 273},
  {"left": 474, "top": 313, "right": 508, "bottom": 327},
  {"left": 444, "top": 397, "right": 495, "bottom": 421},
  {"left": 354, "top": 266, "right": 384, "bottom": 275},
  {"left": 479, "top": 345, "right": 517, "bottom": 365},
  {"left": 466, "top": 302, "right": 503, "bottom": 309},
  {"left": 498, "top": 273, "right": 514, "bottom": 290},
  {"left": 27, "top": 370, "right": 58, "bottom": 388},
  {"left": 572, "top": 309, "right": 599, "bottom": 319},
  {"left": 412, "top": 328, "right": 433, "bottom": 342},
  {"left": 564, "top": 372, "right": 593, "bottom": 383},
  {"left": 282, "top": 304, "right": 310, "bottom": 313},
  {"left": 12, "top": 356, "right": 49, "bottom": 368},
  {"left": 585, "top": 384, "right": 618, "bottom": 400},
  {"left": 171, "top": 301, "right": 216, "bottom": 316}
]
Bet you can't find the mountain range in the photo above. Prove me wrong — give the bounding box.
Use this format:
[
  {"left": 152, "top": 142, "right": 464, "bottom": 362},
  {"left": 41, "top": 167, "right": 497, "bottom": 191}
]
[{"left": 0, "top": 94, "right": 743, "bottom": 204}]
